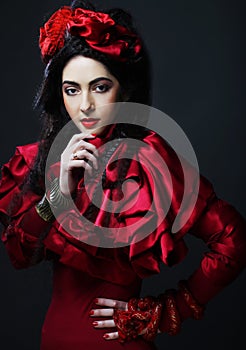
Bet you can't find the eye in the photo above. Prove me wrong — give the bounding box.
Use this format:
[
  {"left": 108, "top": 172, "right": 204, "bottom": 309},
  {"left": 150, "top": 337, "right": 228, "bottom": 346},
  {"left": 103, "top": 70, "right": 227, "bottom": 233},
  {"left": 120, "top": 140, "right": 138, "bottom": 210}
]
[
  {"left": 92, "top": 83, "right": 111, "bottom": 93},
  {"left": 64, "top": 87, "right": 80, "bottom": 96}
]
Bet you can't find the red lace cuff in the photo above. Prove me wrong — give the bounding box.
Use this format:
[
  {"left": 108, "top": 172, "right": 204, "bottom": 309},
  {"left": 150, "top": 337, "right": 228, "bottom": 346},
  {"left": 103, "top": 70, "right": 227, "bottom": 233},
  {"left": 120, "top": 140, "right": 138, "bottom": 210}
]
[
  {"left": 178, "top": 280, "right": 205, "bottom": 320},
  {"left": 113, "top": 296, "right": 163, "bottom": 343},
  {"left": 158, "top": 289, "right": 181, "bottom": 335},
  {"left": 159, "top": 281, "right": 206, "bottom": 335},
  {"left": 112, "top": 281, "right": 205, "bottom": 343}
]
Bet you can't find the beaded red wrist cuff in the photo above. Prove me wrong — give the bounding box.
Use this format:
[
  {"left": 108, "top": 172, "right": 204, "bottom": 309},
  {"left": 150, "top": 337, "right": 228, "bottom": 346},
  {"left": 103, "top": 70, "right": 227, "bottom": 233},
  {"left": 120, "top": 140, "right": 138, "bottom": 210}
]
[
  {"left": 158, "top": 289, "right": 181, "bottom": 336},
  {"left": 113, "top": 296, "right": 163, "bottom": 343},
  {"left": 113, "top": 282, "right": 205, "bottom": 343},
  {"left": 178, "top": 280, "right": 205, "bottom": 320}
]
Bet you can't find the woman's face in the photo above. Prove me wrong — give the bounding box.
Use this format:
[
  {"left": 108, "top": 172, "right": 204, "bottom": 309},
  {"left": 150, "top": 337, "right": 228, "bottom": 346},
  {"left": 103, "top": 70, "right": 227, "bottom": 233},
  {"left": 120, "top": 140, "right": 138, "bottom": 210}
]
[{"left": 62, "top": 55, "right": 121, "bottom": 135}]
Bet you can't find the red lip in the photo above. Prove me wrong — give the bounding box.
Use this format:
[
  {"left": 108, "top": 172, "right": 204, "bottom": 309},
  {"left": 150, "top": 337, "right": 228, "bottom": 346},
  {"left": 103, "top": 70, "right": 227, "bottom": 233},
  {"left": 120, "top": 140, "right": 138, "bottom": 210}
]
[{"left": 81, "top": 118, "right": 100, "bottom": 128}]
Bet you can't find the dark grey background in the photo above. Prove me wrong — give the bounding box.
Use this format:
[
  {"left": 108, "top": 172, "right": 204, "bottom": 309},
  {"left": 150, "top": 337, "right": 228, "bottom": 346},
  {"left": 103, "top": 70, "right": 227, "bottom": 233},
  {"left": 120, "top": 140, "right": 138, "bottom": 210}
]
[{"left": 0, "top": 0, "right": 245, "bottom": 349}]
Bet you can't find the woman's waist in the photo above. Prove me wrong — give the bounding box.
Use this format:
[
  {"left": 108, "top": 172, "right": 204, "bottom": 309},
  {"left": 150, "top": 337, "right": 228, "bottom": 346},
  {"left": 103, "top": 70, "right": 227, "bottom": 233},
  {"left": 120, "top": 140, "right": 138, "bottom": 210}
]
[{"left": 51, "top": 261, "right": 142, "bottom": 302}]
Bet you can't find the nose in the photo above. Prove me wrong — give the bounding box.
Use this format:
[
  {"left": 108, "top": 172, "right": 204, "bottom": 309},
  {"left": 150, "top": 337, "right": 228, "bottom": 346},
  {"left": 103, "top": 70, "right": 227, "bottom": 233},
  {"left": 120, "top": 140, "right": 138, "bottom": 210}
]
[{"left": 80, "top": 92, "right": 94, "bottom": 113}]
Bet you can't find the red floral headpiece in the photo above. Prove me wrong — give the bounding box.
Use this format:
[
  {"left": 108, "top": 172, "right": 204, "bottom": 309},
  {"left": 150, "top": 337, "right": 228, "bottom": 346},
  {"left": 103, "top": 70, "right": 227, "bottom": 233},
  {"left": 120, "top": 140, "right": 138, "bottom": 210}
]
[{"left": 39, "top": 6, "right": 142, "bottom": 63}]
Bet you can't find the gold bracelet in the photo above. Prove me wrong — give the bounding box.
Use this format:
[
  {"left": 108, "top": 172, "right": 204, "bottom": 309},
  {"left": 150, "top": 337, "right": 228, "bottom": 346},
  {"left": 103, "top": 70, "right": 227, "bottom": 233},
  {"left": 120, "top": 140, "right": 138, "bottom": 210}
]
[
  {"left": 35, "top": 195, "right": 55, "bottom": 222},
  {"left": 47, "top": 177, "right": 73, "bottom": 209}
]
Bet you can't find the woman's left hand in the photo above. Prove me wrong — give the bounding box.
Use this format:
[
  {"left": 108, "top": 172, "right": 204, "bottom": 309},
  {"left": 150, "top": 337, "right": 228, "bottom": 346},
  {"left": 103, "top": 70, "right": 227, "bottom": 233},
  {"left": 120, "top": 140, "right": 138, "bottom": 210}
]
[{"left": 89, "top": 297, "right": 147, "bottom": 340}]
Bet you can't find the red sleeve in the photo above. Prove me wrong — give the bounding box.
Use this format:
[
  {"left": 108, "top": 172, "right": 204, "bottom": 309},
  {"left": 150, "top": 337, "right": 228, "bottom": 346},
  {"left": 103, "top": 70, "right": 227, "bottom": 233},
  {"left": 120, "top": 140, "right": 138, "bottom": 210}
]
[
  {"left": 158, "top": 192, "right": 246, "bottom": 332},
  {"left": 186, "top": 194, "right": 246, "bottom": 303},
  {"left": 0, "top": 144, "right": 53, "bottom": 269}
]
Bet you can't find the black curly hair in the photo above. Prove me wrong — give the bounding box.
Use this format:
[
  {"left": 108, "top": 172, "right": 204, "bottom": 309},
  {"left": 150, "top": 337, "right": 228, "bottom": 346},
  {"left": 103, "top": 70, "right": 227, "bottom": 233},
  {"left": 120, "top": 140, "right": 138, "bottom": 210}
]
[{"left": 24, "top": 0, "right": 152, "bottom": 196}]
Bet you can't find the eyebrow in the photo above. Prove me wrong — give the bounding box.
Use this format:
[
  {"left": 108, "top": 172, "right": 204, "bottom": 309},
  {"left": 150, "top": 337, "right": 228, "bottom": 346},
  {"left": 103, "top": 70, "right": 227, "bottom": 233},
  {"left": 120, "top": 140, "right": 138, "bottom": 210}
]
[{"left": 62, "top": 77, "right": 113, "bottom": 87}]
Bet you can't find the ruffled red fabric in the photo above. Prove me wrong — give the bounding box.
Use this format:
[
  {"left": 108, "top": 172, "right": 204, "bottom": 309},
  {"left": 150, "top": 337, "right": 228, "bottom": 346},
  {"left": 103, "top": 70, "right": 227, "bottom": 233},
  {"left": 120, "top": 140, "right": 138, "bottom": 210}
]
[
  {"left": 39, "top": 7, "right": 141, "bottom": 63},
  {"left": 1, "top": 131, "right": 245, "bottom": 290},
  {"left": 46, "top": 130, "right": 215, "bottom": 282},
  {"left": 0, "top": 132, "right": 182, "bottom": 281},
  {"left": 0, "top": 143, "right": 40, "bottom": 220},
  {"left": 0, "top": 143, "right": 48, "bottom": 268},
  {"left": 68, "top": 8, "right": 141, "bottom": 61},
  {"left": 1, "top": 132, "right": 246, "bottom": 340}
]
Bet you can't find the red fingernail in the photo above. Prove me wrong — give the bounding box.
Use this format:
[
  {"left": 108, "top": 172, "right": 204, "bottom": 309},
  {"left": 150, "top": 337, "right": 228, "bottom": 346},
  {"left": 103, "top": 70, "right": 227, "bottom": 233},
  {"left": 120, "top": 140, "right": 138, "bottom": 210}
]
[
  {"left": 91, "top": 133, "right": 97, "bottom": 136},
  {"left": 89, "top": 310, "right": 94, "bottom": 316},
  {"left": 92, "top": 321, "right": 98, "bottom": 326},
  {"left": 103, "top": 334, "right": 110, "bottom": 339},
  {"left": 94, "top": 298, "right": 99, "bottom": 304}
]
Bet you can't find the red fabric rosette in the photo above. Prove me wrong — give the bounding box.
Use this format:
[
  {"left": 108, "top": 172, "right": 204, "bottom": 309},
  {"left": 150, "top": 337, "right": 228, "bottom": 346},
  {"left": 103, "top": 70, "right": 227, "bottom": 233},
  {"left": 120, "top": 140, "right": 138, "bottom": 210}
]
[
  {"left": 39, "top": 7, "right": 142, "bottom": 63},
  {"left": 113, "top": 296, "right": 163, "bottom": 343},
  {"left": 67, "top": 8, "right": 141, "bottom": 61}
]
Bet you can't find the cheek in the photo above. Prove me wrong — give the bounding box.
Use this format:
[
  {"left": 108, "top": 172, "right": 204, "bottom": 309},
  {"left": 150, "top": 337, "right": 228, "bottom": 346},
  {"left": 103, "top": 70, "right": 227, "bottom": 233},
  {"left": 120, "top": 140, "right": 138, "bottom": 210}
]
[
  {"left": 63, "top": 96, "right": 75, "bottom": 116},
  {"left": 100, "top": 105, "right": 118, "bottom": 123},
  {"left": 106, "top": 86, "right": 121, "bottom": 103},
  {"left": 62, "top": 94, "right": 69, "bottom": 110}
]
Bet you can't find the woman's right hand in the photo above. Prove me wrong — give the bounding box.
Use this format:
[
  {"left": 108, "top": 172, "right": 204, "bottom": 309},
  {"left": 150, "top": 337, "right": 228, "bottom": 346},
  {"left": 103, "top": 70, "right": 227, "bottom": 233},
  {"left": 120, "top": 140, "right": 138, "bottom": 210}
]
[{"left": 59, "top": 132, "right": 98, "bottom": 196}]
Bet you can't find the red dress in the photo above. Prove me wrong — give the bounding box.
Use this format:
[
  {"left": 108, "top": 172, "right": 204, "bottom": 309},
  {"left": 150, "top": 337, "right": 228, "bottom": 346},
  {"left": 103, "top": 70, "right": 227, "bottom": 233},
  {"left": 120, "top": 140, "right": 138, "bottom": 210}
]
[{"left": 0, "top": 131, "right": 246, "bottom": 349}]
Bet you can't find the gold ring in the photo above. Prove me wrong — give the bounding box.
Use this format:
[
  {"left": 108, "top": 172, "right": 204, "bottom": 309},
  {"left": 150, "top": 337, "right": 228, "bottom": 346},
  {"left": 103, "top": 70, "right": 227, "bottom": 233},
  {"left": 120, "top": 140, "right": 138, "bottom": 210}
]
[{"left": 72, "top": 152, "right": 79, "bottom": 160}]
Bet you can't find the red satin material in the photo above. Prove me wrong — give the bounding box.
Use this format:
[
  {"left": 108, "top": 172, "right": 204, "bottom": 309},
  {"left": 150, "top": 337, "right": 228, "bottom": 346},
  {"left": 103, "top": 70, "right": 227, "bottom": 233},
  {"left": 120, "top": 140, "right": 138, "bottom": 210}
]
[
  {"left": 68, "top": 8, "right": 141, "bottom": 60},
  {"left": 1, "top": 129, "right": 246, "bottom": 340},
  {"left": 39, "top": 7, "right": 141, "bottom": 63}
]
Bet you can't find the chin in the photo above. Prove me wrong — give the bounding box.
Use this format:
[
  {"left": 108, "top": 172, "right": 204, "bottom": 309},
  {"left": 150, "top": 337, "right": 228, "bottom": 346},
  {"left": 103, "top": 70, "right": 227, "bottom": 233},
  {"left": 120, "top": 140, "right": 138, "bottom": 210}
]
[{"left": 90, "top": 126, "right": 107, "bottom": 135}]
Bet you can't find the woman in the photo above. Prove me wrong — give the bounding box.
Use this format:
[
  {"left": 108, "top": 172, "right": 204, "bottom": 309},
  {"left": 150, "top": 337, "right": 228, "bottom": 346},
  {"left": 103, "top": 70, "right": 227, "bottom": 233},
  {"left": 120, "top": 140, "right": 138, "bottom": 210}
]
[{"left": 0, "top": 0, "right": 246, "bottom": 349}]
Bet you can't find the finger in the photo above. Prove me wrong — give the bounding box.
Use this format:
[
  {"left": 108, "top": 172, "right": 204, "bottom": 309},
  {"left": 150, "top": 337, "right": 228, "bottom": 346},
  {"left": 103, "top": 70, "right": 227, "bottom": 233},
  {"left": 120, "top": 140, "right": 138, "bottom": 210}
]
[
  {"left": 73, "top": 150, "right": 98, "bottom": 169},
  {"left": 68, "top": 159, "right": 93, "bottom": 175},
  {"left": 92, "top": 319, "right": 115, "bottom": 328},
  {"left": 95, "top": 298, "right": 128, "bottom": 310},
  {"left": 73, "top": 140, "right": 98, "bottom": 157},
  {"left": 67, "top": 133, "right": 95, "bottom": 148},
  {"left": 103, "top": 331, "right": 119, "bottom": 340},
  {"left": 62, "top": 139, "right": 97, "bottom": 164},
  {"left": 90, "top": 308, "right": 114, "bottom": 317}
]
